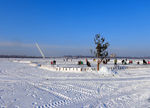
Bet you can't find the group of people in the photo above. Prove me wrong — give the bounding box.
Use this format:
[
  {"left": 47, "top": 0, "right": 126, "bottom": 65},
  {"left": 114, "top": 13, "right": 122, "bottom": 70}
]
[
  {"left": 51, "top": 60, "right": 56, "bottom": 65},
  {"left": 143, "top": 59, "right": 150, "bottom": 64},
  {"left": 86, "top": 59, "right": 91, "bottom": 67},
  {"left": 114, "top": 59, "right": 132, "bottom": 65},
  {"left": 77, "top": 59, "right": 91, "bottom": 67},
  {"left": 78, "top": 61, "right": 84, "bottom": 65},
  {"left": 114, "top": 59, "right": 150, "bottom": 65},
  {"left": 121, "top": 59, "right": 128, "bottom": 65},
  {"left": 102, "top": 59, "right": 110, "bottom": 64},
  {"left": 50, "top": 59, "right": 91, "bottom": 67},
  {"left": 50, "top": 58, "right": 150, "bottom": 67}
]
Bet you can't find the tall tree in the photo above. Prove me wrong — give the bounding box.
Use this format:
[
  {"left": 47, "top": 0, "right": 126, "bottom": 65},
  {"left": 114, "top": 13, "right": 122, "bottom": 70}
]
[{"left": 94, "top": 34, "right": 109, "bottom": 70}]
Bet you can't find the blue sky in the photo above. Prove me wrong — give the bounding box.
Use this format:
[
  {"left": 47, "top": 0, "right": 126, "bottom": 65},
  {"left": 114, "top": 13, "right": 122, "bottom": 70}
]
[{"left": 0, "top": 0, "right": 150, "bottom": 56}]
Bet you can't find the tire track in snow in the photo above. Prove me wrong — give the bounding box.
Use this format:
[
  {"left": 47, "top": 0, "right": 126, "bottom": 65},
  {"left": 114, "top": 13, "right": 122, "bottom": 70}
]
[
  {"left": 33, "top": 82, "right": 98, "bottom": 108},
  {"left": 42, "top": 82, "right": 98, "bottom": 97},
  {"left": 43, "top": 76, "right": 150, "bottom": 82},
  {"left": 27, "top": 82, "right": 72, "bottom": 100},
  {"left": 34, "top": 80, "right": 134, "bottom": 108},
  {"left": 93, "top": 81, "right": 150, "bottom": 108},
  {"left": 35, "top": 95, "right": 89, "bottom": 108}
]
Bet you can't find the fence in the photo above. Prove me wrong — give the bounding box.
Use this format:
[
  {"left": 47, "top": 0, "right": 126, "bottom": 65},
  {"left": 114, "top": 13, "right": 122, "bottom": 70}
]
[{"left": 13, "top": 60, "right": 139, "bottom": 72}]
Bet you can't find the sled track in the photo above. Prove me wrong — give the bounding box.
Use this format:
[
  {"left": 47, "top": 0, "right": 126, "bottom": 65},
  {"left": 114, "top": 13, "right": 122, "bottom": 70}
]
[
  {"left": 43, "top": 76, "right": 150, "bottom": 82},
  {"left": 28, "top": 82, "right": 72, "bottom": 100},
  {"left": 27, "top": 82, "right": 90, "bottom": 108},
  {"left": 28, "top": 81, "right": 100, "bottom": 108},
  {"left": 97, "top": 81, "right": 150, "bottom": 108},
  {"left": 33, "top": 81, "right": 130, "bottom": 108},
  {"left": 35, "top": 95, "right": 88, "bottom": 108},
  {"left": 35, "top": 81, "right": 150, "bottom": 108},
  {"left": 33, "top": 82, "right": 98, "bottom": 108},
  {"left": 41, "top": 82, "right": 98, "bottom": 97}
]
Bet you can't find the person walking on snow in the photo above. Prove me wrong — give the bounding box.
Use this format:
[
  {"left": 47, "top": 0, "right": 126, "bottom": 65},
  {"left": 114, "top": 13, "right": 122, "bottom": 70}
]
[{"left": 114, "top": 58, "right": 117, "bottom": 65}]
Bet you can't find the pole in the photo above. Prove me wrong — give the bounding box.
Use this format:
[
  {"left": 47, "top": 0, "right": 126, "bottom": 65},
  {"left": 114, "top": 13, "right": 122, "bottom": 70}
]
[{"left": 35, "top": 43, "right": 45, "bottom": 59}]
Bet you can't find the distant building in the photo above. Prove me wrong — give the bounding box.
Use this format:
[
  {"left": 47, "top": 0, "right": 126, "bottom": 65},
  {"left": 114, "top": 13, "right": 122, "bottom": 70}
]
[{"left": 110, "top": 54, "right": 116, "bottom": 58}]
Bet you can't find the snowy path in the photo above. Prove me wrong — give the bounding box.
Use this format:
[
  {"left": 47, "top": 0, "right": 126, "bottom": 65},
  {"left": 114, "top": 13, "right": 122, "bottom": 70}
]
[{"left": 0, "top": 58, "right": 150, "bottom": 108}]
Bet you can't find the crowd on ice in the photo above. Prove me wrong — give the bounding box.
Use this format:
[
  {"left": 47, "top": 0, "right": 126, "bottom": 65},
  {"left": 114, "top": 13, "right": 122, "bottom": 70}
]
[
  {"left": 114, "top": 58, "right": 150, "bottom": 65},
  {"left": 50, "top": 58, "right": 150, "bottom": 67}
]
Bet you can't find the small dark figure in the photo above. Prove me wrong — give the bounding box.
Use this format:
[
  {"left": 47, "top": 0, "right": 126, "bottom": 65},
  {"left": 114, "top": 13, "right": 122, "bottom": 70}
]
[
  {"left": 114, "top": 59, "right": 117, "bottom": 65},
  {"left": 124, "top": 62, "right": 127, "bottom": 65},
  {"left": 106, "top": 59, "right": 108, "bottom": 64},
  {"left": 78, "top": 61, "right": 83, "bottom": 65},
  {"left": 107, "top": 59, "right": 110, "bottom": 62},
  {"left": 122, "top": 59, "right": 127, "bottom": 65},
  {"left": 78, "top": 61, "right": 81, "bottom": 65},
  {"left": 86, "top": 60, "right": 91, "bottom": 67},
  {"left": 93, "top": 58, "right": 96, "bottom": 61},
  {"left": 51, "top": 61, "right": 53, "bottom": 65},
  {"left": 103, "top": 60, "right": 106, "bottom": 64},
  {"left": 103, "top": 60, "right": 107, "bottom": 64},
  {"left": 143, "top": 59, "right": 147, "bottom": 65},
  {"left": 122, "top": 60, "right": 125, "bottom": 65},
  {"left": 129, "top": 60, "right": 133, "bottom": 64},
  {"left": 137, "top": 61, "right": 140, "bottom": 65},
  {"left": 53, "top": 60, "right": 56, "bottom": 65}
]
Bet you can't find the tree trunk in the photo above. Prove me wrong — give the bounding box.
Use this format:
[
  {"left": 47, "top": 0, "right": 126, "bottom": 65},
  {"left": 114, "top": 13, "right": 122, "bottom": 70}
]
[{"left": 97, "top": 59, "right": 100, "bottom": 71}]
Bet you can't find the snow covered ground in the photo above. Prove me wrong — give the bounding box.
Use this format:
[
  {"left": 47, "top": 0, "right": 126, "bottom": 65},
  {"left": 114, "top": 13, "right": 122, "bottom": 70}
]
[{"left": 0, "top": 58, "right": 150, "bottom": 108}]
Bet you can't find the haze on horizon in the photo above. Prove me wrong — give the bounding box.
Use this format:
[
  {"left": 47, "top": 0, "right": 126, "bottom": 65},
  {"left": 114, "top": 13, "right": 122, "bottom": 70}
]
[{"left": 0, "top": 0, "right": 150, "bottom": 57}]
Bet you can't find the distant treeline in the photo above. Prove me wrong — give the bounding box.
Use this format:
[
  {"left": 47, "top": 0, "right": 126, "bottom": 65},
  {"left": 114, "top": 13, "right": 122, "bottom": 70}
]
[
  {"left": 0, "top": 55, "right": 42, "bottom": 58},
  {"left": 64, "top": 55, "right": 150, "bottom": 59},
  {"left": 0, "top": 55, "right": 150, "bottom": 59},
  {"left": 114, "top": 56, "right": 150, "bottom": 59}
]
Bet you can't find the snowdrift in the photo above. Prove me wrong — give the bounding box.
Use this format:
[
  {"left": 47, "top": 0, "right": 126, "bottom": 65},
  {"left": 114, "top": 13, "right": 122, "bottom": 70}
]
[{"left": 98, "top": 66, "right": 117, "bottom": 76}]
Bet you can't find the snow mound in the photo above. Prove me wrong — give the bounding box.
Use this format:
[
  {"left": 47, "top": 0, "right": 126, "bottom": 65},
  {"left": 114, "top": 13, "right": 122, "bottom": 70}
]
[{"left": 98, "top": 66, "right": 117, "bottom": 76}]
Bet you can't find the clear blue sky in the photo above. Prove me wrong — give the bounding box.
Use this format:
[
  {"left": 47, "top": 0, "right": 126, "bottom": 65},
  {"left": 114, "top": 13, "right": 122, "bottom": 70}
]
[{"left": 0, "top": 0, "right": 150, "bottom": 57}]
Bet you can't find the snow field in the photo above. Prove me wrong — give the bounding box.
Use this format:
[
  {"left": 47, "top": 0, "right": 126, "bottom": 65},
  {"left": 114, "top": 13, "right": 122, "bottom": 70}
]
[{"left": 0, "top": 58, "right": 150, "bottom": 108}]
